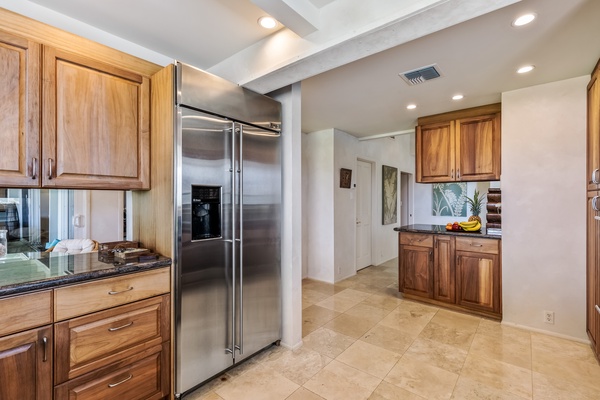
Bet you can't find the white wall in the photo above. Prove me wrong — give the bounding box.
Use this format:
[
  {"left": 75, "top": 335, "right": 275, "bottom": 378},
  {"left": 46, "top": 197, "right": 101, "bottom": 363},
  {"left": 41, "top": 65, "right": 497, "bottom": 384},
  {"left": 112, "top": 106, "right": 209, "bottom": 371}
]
[
  {"left": 334, "top": 130, "right": 359, "bottom": 280},
  {"left": 502, "top": 76, "right": 588, "bottom": 340},
  {"left": 271, "top": 83, "right": 304, "bottom": 350},
  {"left": 303, "top": 129, "right": 414, "bottom": 282},
  {"left": 305, "top": 130, "right": 335, "bottom": 282}
]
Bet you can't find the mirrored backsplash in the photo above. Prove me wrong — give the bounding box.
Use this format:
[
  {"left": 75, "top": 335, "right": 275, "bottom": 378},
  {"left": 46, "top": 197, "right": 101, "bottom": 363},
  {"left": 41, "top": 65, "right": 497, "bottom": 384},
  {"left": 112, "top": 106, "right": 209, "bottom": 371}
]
[{"left": 0, "top": 188, "right": 127, "bottom": 255}]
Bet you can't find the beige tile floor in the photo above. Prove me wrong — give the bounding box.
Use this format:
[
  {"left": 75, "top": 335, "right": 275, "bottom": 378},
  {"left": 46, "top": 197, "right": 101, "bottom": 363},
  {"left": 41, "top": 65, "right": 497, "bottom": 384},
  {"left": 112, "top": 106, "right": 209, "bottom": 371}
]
[{"left": 186, "top": 259, "right": 600, "bottom": 400}]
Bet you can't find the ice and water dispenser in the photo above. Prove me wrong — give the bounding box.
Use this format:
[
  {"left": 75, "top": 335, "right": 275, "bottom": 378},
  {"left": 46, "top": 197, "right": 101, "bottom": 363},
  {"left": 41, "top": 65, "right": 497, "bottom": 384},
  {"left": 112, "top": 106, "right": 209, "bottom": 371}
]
[{"left": 191, "top": 185, "right": 222, "bottom": 240}]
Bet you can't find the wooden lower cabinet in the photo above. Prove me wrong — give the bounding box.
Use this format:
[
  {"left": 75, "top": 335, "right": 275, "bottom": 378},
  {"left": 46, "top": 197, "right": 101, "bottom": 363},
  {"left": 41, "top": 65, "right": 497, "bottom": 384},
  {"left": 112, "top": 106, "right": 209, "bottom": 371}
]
[
  {"left": 0, "top": 325, "right": 53, "bottom": 400},
  {"left": 587, "top": 191, "right": 600, "bottom": 355},
  {"left": 54, "top": 342, "right": 169, "bottom": 400},
  {"left": 399, "top": 232, "right": 501, "bottom": 319},
  {"left": 456, "top": 251, "right": 500, "bottom": 314},
  {"left": 400, "top": 244, "right": 433, "bottom": 297},
  {"left": 433, "top": 235, "right": 455, "bottom": 303}
]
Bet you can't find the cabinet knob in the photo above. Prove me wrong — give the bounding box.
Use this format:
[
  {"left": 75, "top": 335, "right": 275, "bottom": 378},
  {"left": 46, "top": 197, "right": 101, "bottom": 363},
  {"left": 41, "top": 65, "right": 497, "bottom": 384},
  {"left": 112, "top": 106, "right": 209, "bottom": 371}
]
[
  {"left": 593, "top": 196, "right": 600, "bottom": 212},
  {"left": 593, "top": 168, "right": 600, "bottom": 184},
  {"left": 47, "top": 158, "right": 54, "bottom": 180}
]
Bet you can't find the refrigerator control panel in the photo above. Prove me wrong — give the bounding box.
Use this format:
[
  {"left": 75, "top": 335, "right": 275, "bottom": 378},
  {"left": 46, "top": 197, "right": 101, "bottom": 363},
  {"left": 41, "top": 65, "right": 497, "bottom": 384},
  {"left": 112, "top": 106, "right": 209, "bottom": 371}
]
[{"left": 191, "top": 185, "right": 222, "bottom": 240}]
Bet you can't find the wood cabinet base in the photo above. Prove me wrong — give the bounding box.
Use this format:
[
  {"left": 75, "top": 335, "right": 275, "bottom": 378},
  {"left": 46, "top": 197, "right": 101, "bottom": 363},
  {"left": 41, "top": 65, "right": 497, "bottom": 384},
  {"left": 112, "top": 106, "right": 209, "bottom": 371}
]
[{"left": 401, "top": 293, "right": 502, "bottom": 320}]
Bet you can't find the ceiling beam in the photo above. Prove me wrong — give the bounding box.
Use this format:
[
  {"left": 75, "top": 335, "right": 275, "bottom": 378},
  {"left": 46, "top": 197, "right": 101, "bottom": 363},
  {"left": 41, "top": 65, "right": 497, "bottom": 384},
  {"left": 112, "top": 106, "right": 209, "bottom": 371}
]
[{"left": 251, "top": 0, "right": 320, "bottom": 37}]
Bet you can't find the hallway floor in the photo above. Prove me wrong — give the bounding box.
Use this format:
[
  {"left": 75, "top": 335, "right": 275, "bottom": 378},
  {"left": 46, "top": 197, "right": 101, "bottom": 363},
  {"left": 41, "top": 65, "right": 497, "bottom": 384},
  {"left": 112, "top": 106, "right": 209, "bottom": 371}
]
[{"left": 187, "top": 259, "right": 600, "bottom": 399}]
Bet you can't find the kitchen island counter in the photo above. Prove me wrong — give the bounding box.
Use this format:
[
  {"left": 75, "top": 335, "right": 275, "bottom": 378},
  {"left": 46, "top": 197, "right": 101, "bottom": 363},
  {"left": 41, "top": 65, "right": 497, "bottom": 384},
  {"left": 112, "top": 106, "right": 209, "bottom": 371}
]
[
  {"left": 0, "top": 252, "right": 171, "bottom": 297},
  {"left": 395, "top": 224, "right": 501, "bottom": 239}
]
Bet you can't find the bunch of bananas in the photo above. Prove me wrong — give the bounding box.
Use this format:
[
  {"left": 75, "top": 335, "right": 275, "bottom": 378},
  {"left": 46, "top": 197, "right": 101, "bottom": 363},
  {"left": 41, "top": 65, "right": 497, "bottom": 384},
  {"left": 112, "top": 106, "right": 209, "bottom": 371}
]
[{"left": 458, "top": 220, "right": 481, "bottom": 231}]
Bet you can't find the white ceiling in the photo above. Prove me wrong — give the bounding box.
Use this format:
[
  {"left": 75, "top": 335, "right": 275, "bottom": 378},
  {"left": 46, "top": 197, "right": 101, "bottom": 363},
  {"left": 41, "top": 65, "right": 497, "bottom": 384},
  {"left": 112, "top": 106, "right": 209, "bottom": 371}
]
[{"left": 11, "top": 0, "right": 600, "bottom": 138}]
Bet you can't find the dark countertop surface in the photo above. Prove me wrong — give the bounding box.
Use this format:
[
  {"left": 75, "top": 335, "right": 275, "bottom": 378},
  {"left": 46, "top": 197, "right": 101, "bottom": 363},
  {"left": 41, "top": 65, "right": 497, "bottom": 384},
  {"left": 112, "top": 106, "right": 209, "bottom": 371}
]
[
  {"left": 394, "top": 224, "right": 501, "bottom": 239},
  {"left": 0, "top": 252, "right": 171, "bottom": 297}
]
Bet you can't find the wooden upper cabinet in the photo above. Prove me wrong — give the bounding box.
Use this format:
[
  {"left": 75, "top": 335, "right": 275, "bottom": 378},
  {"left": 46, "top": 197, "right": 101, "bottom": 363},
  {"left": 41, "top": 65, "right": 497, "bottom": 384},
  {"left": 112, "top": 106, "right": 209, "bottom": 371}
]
[
  {"left": 416, "top": 121, "right": 455, "bottom": 182},
  {"left": 416, "top": 103, "right": 501, "bottom": 183},
  {"left": 456, "top": 113, "right": 500, "bottom": 181},
  {"left": 0, "top": 30, "right": 40, "bottom": 187},
  {"left": 588, "top": 69, "right": 600, "bottom": 191},
  {"left": 42, "top": 47, "right": 150, "bottom": 189}
]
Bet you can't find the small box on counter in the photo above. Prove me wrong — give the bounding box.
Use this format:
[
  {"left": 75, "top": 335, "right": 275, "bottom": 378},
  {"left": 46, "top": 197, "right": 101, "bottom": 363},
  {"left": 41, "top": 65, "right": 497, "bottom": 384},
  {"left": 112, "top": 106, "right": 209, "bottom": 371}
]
[
  {"left": 113, "top": 248, "right": 150, "bottom": 264},
  {"left": 98, "top": 241, "right": 140, "bottom": 263}
]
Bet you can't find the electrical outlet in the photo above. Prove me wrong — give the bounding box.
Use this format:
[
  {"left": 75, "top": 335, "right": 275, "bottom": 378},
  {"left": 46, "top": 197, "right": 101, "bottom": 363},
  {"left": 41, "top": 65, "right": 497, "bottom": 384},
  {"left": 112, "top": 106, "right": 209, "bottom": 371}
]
[{"left": 544, "top": 310, "right": 555, "bottom": 324}]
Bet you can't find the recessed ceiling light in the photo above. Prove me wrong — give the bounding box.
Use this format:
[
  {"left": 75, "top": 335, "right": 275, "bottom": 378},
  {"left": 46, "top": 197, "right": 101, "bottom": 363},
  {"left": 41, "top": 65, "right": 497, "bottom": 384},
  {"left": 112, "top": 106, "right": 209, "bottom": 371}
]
[
  {"left": 512, "top": 13, "right": 536, "bottom": 27},
  {"left": 258, "top": 16, "right": 277, "bottom": 29},
  {"left": 517, "top": 65, "right": 535, "bottom": 74},
  {"left": 407, "top": 104, "right": 417, "bottom": 110},
  {"left": 452, "top": 94, "right": 464, "bottom": 100}
]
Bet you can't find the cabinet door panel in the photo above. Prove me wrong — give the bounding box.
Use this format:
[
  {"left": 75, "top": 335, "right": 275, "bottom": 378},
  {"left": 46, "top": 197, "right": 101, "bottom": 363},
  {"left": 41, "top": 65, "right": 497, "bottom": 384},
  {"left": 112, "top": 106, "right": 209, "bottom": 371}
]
[
  {"left": 416, "top": 122, "right": 455, "bottom": 183},
  {"left": 456, "top": 114, "right": 500, "bottom": 181},
  {"left": 587, "top": 191, "right": 600, "bottom": 350},
  {"left": 401, "top": 245, "right": 433, "bottom": 298},
  {"left": 434, "top": 236, "right": 455, "bottom": 303},
  {"left": 0, "top": 326, "right": 52, "bottom": 400},
  {"left": 456, "top": 251, "right": 499, "bottom": 313},
  {"left": 588, "top": 75, "right": 600, "bottom": 191},
  {"left": 0, "top": 30, "right": 40, "bottom": 187},
  {"left": 42, "top": 47, "right": 150, "bottom": 189}
]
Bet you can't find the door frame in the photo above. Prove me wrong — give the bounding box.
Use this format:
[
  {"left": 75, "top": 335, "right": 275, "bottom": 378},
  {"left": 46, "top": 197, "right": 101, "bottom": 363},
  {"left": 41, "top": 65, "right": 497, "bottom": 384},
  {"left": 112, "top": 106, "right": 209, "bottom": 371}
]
[
  {"left": 355, "top": 158, "right": 376, "bottom": 270},
  {"left": 400, "top": 171, "right": 414, "bottom": 227}
]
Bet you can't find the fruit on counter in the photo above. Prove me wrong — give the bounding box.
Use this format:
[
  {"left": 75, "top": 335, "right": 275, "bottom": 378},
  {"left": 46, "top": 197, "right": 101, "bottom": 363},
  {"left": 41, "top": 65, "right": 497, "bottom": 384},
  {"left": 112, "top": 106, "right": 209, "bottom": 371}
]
[
  {"left": 452, "top": 222, "right": 461, "bottom": 231},
  {"left": 459, "top": 220, "right": 481, "bottom": 231},
  {"left": 445, "top": 223, "right": 453, "bottom": 231}
]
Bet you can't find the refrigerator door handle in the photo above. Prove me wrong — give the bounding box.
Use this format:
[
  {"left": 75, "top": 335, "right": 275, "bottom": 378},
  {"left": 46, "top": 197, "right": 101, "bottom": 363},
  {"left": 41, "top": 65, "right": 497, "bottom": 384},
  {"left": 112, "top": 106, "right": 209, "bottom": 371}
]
[
  {"left": 226, "top": 121, "right": 237, "bottom": 357},
  {"left": 236, "top": 125, "right": 244, "bottom": 356}
]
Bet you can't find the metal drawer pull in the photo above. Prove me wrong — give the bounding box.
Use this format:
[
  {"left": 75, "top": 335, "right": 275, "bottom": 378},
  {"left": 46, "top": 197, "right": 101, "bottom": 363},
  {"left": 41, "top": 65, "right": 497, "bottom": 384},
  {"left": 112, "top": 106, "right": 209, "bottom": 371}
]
[
  {"left": 108, "top": 287, "right": 134, "bottom": 295},
  {"left": 42, "top": 336, "right": 48, "bottom": 362},
  {"left": 108, "top": 374, "right": 133, "bottom": 388},
  {"left": 595, "top": 305, "right": 600, "bottom": 315},
  {"left": 108, "top": 322, "right": 133, "bottom": 332},
  {"left": 470, "top": 243, "right": 483, "bottom": 247},
  {"left": 31, "top": 158, "right": 38, "bottom": 180}
]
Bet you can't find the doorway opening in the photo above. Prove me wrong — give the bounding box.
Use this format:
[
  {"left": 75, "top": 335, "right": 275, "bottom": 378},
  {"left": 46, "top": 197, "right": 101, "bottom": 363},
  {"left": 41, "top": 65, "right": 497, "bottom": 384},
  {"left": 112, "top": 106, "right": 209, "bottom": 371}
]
[
  {"left": 356, "top": 159, "right": 374, "bottom": 270},
  {"left": 400, "top": 172, "right": 413, "bottom": 227}
]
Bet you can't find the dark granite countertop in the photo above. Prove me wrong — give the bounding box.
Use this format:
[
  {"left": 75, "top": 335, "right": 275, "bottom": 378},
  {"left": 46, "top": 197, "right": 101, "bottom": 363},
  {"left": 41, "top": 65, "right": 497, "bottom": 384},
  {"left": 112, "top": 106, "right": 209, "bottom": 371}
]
[
  {"left": 394, "top": 224, "right": 501, "bottom": 239},
  {"left": 0, "top": 252, "right": 171, "bottom": 297}
]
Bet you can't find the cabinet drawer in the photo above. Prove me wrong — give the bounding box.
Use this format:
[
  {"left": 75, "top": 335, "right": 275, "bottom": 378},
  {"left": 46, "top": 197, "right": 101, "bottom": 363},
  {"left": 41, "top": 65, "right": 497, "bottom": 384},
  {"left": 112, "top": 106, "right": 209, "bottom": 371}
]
[
  {"left": 55, "top": 294, "right": 169, "bottom": 383},
  {"left": 455, "top": 237, "right": 499, "bottom": 254},
  {"left": 54, "top": 267, "right": 170, "bottom": 321},
  {"left": 400, "top": 232, "right": 433, "bottom": 247},
  {"left": 54, "top": 343, "right": 169, "bottom": 400},
  {"left": 0, "top": 290, "right": 52, "bottom": 336}
]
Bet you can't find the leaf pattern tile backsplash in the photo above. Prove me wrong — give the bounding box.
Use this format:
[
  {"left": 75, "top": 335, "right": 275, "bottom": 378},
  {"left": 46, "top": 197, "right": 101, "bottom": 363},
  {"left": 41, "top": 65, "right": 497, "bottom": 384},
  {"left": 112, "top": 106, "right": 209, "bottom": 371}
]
[{"left": 432, "top": 183, "right": 467, "bottom": 217}]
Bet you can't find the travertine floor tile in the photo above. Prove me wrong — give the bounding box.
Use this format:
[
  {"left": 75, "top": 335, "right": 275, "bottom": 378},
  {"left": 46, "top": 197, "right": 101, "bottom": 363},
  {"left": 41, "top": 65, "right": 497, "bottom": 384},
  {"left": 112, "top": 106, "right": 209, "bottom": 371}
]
[
  {"left": 385, "top": 354, "right": 459, "bottom": 400},
  {"left": 286, "top": 387, "right": 325, "bottom": 400},
  {"left": 451, "top": 376, "right": 529, "bottom": 400},
  {"left": 359, "top": 294, "right": 402, "bottom": 311},
  {"left": 260, "top": 346, "right": 332, "bottom": 385},
  {"left": 368, "top": 381, "right": 427, "bottom": 400},
  {"left": 303, "top": 305, "right": 342, "bottom": 336},
  {"left": 531, "top": 332, "right": 598, "bottom": 365},
  {"left": 470, "top": 333, "right": 532, "bottom": 369},
  {"left": 324, "top": 313, "right": 379, "bottom": 339},
  {"left": 304, "top": 360, "right": 381, "bottom": 400},
  {"left": 460, "top": 354, "right": 532, "bottom": 399},
  {"left": 302, "top": 327, "right": 356, "bottom": 359},
  {"left": 303, "top": 289, "right": 331, "bottom": 310},
  {"left": 532, "top": 371, "right": 600, "bottom": 400},
  {"left": 215, "top": 364, "right": 299, "bottom": 400},
  {"left": 418, "top": 320, "right": 477, "bottom": 351},
  {"left": 378, "top": 302, "right": 437, "bottom": 338},
  {"left": 531, "top": 348, "right": 600, "bottom": 392},
  {"left": 316, "top": 289, "right": 371, "bottom": 312},
  {"left": 360, "top": 323, "right": 415, "bottom": 355},
  {"left": 303, "top": 279, "right": 346, "bottom": 296},
  {"left": 404, "top": 337, "right": 468, "bottom": 374},
  {"left": 477, "top": 319, "right": 531, "bottom": 345},
  {"left": 336, "top": 340, "right": 401, "bottom": 379},
  {"left": 344, "top": 303, "right": 392, "bottom": 324}
]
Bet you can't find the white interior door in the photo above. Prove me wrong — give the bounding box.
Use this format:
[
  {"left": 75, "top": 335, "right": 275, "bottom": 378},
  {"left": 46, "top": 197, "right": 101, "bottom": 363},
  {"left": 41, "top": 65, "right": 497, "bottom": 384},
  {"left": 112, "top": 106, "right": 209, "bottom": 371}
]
[{"left": 356, "top": 160, "right": 373, "bottom": 270}]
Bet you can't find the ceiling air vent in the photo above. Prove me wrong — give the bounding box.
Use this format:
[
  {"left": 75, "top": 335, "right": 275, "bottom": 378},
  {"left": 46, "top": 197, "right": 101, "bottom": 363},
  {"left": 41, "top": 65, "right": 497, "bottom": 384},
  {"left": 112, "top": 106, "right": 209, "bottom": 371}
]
[{"left": 399, "top": 64, "right": 442, "bottom": 86}]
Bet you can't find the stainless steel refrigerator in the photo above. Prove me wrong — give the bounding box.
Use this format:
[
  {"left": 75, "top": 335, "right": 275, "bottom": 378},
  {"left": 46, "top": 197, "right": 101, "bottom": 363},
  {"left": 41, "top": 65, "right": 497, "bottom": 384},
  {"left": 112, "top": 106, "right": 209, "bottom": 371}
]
[{"left": 174, "top": 62, "right": 282, "bottom": 398}]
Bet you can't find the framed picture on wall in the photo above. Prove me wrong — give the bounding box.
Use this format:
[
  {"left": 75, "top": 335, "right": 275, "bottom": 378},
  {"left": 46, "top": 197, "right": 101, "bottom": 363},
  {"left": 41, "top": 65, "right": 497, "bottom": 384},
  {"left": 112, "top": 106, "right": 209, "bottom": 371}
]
[
  {"left": 340, "top": 168, "right": 352, "bottom": 188},
  {"left": 382, "top": 165, "right": 398, "bottom": 225}
]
